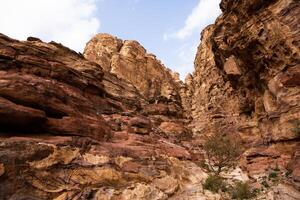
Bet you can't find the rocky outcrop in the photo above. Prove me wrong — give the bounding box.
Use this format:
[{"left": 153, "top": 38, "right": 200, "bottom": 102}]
[
  {"left": 184, "top": 0, "right": 300, "bottom": 195},
  {"left": 84, "top": 33, "right": 183, "bottom": 103},
  {"left": 0, "top": 33, "right": 216, "bottom": 200},
  {"left": 0, "top": 0, "right": 299, "bottom": 199},
  {"left": 0, "top": 34, "right": 115, "bottom": 141}
]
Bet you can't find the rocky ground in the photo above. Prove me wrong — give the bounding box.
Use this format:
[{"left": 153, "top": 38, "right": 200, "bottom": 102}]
[{"left": 0, "top": 0, "right": 299, "bottom": 199}]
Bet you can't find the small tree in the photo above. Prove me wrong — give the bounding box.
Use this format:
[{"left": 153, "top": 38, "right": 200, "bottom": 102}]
[{"left": 203, "top": 132, "right": 243, "bottom": 175}]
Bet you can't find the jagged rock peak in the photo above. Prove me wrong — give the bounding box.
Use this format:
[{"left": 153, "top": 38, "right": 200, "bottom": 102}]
[
  {"left": 0, "top": 32, "right": 204, "bottom": 200},
  {"left": 84, "top": 33, "right": 183, "bottom": 102}
]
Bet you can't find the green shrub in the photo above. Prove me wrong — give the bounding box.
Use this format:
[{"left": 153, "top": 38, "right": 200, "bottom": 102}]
[
  {"left": 268, "top": 171, "right": 278, "bottom": 179},
  {"left": 285, "top": 170, "right": 292, "bottom": 177},
  {"left": 261, "top": 180, "right": 269, "bottom": 188},
  {"left": 269, "top": 171, "right": 280, "bottom": 183},
  {"left": 203, "top": 175, "right": 226, "bottom": 193},
  {"left": 231, "top": 182, "right": 255, "bottom": 200},
  {"left": 203, "top": 133, "right": 243, "bottom": 174},
  {"left": 269, "top": 172, "right": 278, "bottom": 179}
]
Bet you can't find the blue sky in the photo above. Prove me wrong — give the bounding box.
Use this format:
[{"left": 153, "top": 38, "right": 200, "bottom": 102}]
[{"left": 0, "top": 0, "right": 221, "bottom": 79}]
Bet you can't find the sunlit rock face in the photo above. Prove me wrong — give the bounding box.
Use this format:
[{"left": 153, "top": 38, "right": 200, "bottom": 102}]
[
  {"left": 84, "top": 33, "right": 183, "bottom": 103},
  {"left": 0, "top": 33, "right": 202, "bottom": 199},
  {"left": 0, "top": 0, "right": 299, "bottom": 199},
  {"left": 184, "top": 0, "right": 300, "bottom": 195}
]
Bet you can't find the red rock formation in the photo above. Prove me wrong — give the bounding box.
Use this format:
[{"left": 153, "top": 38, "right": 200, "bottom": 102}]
[
  {"left": 0, "top": 34, "right": 207, "bottom": 199},
  {"left": 0, "top": 0, "right": 299, "bottom": 199},
  {"left": 184, "top": 0, "right": 300, "bottom": 196},
  {"left": 84, "top": 33, "right": 183, "bottom": 103},
  {"left": 0, "top": 33, "right": 114, "bottom": 141}
]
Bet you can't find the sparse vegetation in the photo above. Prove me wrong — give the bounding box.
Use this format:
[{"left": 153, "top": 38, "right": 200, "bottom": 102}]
[
  {"left": 268, "top": 170, "right": 280, "bottom": 184},
  {"left": 230, "top": 182, "right": 256, "bottom": 200},
  {"left": 203, "top": 174, "right": 226, "bottom": 193},
  {"left": 203, "top": 132, "right": 243, "bottom": 175},
  {"left": 199, "top": 160, "right": 210, "bottom": 171},
  {"left": 285, "top": 169, "right": 292, "bottom": 177},
  {"left": 268, "top": 171, "right": 278, "bottom": 179},
  {"left": 261, "top": 179, "right": 269, "bottom": 188},
  {"left": 201, "top": 132, "right": 254, "bottom": 197}
]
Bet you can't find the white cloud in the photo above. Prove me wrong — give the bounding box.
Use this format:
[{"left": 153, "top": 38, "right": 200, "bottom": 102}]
[
  {"left": 164, "top": 0, "right": 221, "bottom": 40},
  {"left": 175, "top": 42, "right": 198, "bottom": 80},
  {"left": 163, "top": 0, "right": 221, "bottom": 80},
  {"left": 0, "top": 0, "right": 100, "bottom": 52}
]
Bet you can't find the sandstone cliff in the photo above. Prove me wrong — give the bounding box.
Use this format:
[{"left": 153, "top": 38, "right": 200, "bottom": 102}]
[
  {"left": 0, "top": 33, "right": 213, "bottom": 199},
  {"left": 184, "top": 0, "right": 300, "bottom": 196},
  {"left": 0, "top": 0, "right": 299, "bottom": 199},
  {"left": 84, "top": 33, "right": 183, "bottom": 103}
]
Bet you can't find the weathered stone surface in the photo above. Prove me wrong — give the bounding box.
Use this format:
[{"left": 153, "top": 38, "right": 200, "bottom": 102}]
[
  {"left": 153, "top": 176, "right": 179, "bottom": 195},
  {"left": 128, "top": 116, "right": 152, "bottom": 135},
  {"left": 0, "top": 96, "right": 46, "bottom": 130},
  {"left": 159, "top": 121, "right": 192, "bottom": 139},
  {"left": 102, "top": 71, "right": 145, "bottom": 111},
  {"left": 265, "top": 184, "right": 300, "bottom": 200},
  {"left": 185, "top": 0, "right": 300, "bottom": 156},
  {"left": 0, "top": 33, "right": 203, "bottom": 199},
  {"left": 28, "top": 146, "right": 80, "bottom": 169},
  {"left": 223, "top": 55, "right": 242, "bottom": 75},
  {"left": 84, "top": 33, "right": 183, "bottom": 102},
  {"left": 182, "top": 0, "right": 300, "bottom": 195},
  {"left": 241, "top": 144, "right": 294, "bottom": 179},
  {"left": 143, "top": 102, "right": 183, "bottom": 118},
  {"left": 288, "top": 146, "right": 300, "bottom": 190},
  {"left": 0, "top": 0, "right": 299, "bottom": 199},
  {"left": 0, "top": 33, "right": 113, "bottom": 141},
  {"left": 0, "top": 135, "right": 211, "bottom": 199},
  {"left": 121, "top": 183, "right": 168, "bottom": 200},
  {"left": 83, "top": 33, "right": 123, "bottom": 71}
]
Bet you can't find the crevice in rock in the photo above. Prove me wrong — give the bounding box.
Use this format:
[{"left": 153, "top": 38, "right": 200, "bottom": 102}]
[
  {"left": 0, "top": 94, "right": 68, "bottom": 119},
  {"left": 267, "top": 137, "right": 300, "bottom": 145},
  {"left": 0, "top": 122, "right": 46, "bottom": 135}
]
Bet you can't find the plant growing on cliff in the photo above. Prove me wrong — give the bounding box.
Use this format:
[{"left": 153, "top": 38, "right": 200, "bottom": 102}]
[
  {"left": 203, "top": 174, "right": 227, "bottom": 193},
  {"left": 203, "top": 133, "right": 243, "bottom": 175},
  {"left": 230, "top": 182, "right": 256, "bottom": 200}
]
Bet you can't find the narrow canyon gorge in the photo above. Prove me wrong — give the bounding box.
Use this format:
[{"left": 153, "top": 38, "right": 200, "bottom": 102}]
[{"left": 0, "top": 0, "right": 299, "bottom": 199}]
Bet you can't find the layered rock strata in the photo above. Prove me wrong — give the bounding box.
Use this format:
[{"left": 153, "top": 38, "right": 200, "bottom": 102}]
[
  {"left": 0, "top": 0, "right": 299, "bottom": 199},
  {"left": 84, "top": 33, "right": 183, "bottom": 103},
  {"left": 184, "top": 0, "right": 300, "bottom": 194},
  {"left": 0, "top": 34, "right": 210, "bottom": 200}
]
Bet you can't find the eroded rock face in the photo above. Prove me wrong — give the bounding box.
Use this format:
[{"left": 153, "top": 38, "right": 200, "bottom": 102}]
[
  {"left": 184, "top": 0, "right": 300, "bottom": 194},
  {"left": 0, "top": 0, "right": 299, "bottom": 199},
  {"left": 0, "top": 33, "right": 114, "bottom": 141},
  {"left": 84, "top": 33, "right": 183, "bottom": 102},
  {"left": 0, "top": 33, "right": 209, "bottom": 199}
]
